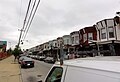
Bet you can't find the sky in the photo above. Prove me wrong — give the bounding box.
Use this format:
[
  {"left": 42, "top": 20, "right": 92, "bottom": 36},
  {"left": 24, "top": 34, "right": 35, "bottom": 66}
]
[{"left": 0, "top": 0, "right": 120, "bottom": 50}]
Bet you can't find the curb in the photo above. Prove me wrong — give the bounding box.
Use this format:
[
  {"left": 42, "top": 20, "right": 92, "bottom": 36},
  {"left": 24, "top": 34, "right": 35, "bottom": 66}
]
[
  {"left": 0, "top": 55, "right": 12, "bottom": 61},
  {"left": 19, "top": 63, "right": 23, "bottom": 82}
]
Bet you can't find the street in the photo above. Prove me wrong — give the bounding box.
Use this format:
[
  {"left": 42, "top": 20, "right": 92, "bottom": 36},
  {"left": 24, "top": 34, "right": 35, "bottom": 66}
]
[{"left": 21, "top": 59, "right": 53, "bottom": 82}]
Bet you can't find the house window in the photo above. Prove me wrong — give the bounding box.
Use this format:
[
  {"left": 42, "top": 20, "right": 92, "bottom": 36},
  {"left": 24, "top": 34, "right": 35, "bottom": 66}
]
[
  {"left": 72, "top": 37, "right": 74, "bottom": 44},
  {"left": 67, "top": 39, "right": 69, "bottom": 44},
  {"left": 58, "top": 43, "right": 59, "bottom": 47},
  {"left": 108, "top": 26, "right": 114, "bottom": 38},
  {"left": 45, "top": 46, "right": 46, "bottom": 48},
  {"left": 101, "top": 28, "right": 106, "bottom": 39},
  {"left": 55, "top": 43, "right": 57, "bottom": 47},
  {"left": 75, "top": 36, "right": 79, "bottom": 44},
  {"left": 83, "top": 33, "right": 87, "bottom": 42},
  {"left": 88, "top": 33, "right": 93, "bottom": 40}
]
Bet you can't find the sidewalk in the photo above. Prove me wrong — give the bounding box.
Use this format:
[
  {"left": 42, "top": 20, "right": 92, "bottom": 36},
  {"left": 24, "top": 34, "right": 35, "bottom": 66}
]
[{"left": 0, "top": 56, "right": 22, "bottom": 82}]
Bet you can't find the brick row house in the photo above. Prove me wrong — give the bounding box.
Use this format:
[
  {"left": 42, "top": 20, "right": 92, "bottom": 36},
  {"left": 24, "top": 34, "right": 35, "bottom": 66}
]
[
  {"left": 79, "top": 26, "right": 97, "bottom": 56},
  {"left": 28, "top": 16, "right": 120, "bottom": 58}
]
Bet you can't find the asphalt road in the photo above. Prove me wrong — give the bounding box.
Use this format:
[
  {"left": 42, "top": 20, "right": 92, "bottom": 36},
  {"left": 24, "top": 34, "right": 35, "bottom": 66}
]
[{"left": 21, "top": 59, "right": 53, "bottom": 82}]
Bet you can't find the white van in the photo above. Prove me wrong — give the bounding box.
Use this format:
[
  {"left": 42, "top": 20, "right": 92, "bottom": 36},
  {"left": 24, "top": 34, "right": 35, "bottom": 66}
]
[{"left": 39, "top": 56, "right": 120, "bottom": 82}]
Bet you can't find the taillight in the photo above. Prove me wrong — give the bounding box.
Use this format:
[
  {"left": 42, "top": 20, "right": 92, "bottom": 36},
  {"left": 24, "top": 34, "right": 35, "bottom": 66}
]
[
  {"left": 22, "top": 61, "right": 26, "bottom": 64},
  {"left": 33, "top": 61, "right": 35, "bottom": 63}
]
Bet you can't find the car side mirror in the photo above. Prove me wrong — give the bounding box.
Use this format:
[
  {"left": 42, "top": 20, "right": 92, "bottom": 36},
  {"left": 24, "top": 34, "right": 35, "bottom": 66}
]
[{"left": 38, "top": 80, "right": 42, "bottom": 82}]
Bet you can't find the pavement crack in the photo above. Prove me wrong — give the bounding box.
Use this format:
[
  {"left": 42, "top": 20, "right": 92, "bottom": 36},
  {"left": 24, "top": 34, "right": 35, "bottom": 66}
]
[{"left": 0, "top": 74, "right": 21, "bottom": 77}]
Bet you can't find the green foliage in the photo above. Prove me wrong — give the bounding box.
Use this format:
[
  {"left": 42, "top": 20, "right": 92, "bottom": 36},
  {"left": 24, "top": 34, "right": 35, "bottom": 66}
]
[{"left": 12, "top": 45, "right": 22, "bottom": 56}]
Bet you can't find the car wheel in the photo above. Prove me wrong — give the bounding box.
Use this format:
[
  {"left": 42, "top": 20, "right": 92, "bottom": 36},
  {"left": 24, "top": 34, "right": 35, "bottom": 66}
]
[{"left": 21, "top": 64, "right": 25, "bottom": 68}]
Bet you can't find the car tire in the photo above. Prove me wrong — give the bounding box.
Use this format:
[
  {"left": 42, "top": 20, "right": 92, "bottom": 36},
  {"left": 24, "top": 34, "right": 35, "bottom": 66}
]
[{"left": 21, "top": 65, "right": 24, "bottom": 68}]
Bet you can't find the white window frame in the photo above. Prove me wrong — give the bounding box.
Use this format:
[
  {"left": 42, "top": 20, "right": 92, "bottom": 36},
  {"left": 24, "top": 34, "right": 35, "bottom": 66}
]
[
  {"left": 108, "top": 26, "right": 114, "bottom": 38},
  {"left": 88, "top": 33, "right": 93, "bottom": 41},
  {"left": 101, "top": 28, "right": 106, "bottom": 39},
  {"left": 83, "top": 33, "right": 87, "bottom": 42}
]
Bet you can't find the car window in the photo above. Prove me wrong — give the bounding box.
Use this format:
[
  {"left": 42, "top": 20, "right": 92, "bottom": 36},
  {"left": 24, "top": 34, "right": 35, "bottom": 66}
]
[{"left": 45, "top": 67, "right": 63, "bottom": 82}]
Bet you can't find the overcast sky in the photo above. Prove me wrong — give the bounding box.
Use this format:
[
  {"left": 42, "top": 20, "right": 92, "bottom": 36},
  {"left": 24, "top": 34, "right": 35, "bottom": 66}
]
[{"left": 0, "top": 0, "right": 120, "bottom": 50}]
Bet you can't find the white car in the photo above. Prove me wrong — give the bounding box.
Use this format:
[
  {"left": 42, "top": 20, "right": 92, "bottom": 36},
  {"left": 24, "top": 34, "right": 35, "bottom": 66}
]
[{"left": 39, "top": 56, "right": 120, "bottom": 82}]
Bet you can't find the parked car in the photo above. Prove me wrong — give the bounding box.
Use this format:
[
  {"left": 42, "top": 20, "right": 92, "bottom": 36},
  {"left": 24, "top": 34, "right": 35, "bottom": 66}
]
[
  {"left": 44, "top": 57, "right": 55, "bottom": 63},
  {"left": 34, "top": 55, "right": 38, "bottom": 59},
  {"left": 19, "top": 56, "right": 35, "bottom": 68},
  {"left": 38, "top": 56, "right": 46, "bottom": 61},
  {"left": 38, "top": 56, "right": 120, "bottom": 82}
]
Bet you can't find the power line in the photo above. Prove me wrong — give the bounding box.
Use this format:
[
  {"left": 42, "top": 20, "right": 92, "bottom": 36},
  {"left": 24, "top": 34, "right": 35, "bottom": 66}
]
[
  {"left": 18, "top": 0, "right": 32, "bottom": 47},
  {"left": 22, "top": 0, "right": 37, "bottom": 40},
  {"left": 22, "top": 0, "right": 32, "bottom": 30},
  {"left": 22, "top": 0, "right": 41, "bottom": 41}
]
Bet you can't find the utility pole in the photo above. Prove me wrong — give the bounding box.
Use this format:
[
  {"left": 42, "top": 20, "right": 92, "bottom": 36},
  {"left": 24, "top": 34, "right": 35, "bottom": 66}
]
[
  {"left": 60, "top": 41, "right": 64, "bottom": 65},
  {"left": 18, "top": 29, "right": 24, "bottom": 48},
  {"left": 17, "top": 0, "right": 32, "bottom": 48}
]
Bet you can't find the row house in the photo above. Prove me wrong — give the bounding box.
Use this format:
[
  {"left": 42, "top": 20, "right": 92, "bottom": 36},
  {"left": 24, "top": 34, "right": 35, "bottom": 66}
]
[
  {"left": 70, "top": 31, "right": 80, "bottom": 53},
  {"left": 51, "top": 39, "right": 57, "bottom": 58},
  {"left": 79, "top": 26, "right": 97, "bottom": 57},
  {"left": 57, "top": 37, "right": 63, "bottom": 58},
  {"left": 95, "top": 17, "right": 120, "bottom": 56},
  {"left": 43, "top": 39, "right": 58, "bottom": 57},
  {"left": 33, "top": 45, "right": 42, "bottom": 55},
  {"left": 37, "top": 44, "right": 44, "bottom": 55},
  {"left": 57, "top": 37, "right": 63, "bottom": 49},
  {"left": 48, "top": 40, "right": 53, "bottom": 50},
  {"left": 52, "top": 39, "right": 58, "bottom": 48},
  {"left": 28, "top": 47, "right": 38, "bottom": 55},
  {"left": 28, "top": 16, "right": 120, "bottom": 57},
  {"left": 43, "top": 42, "right": 49, "bottom": 56},
  {"left": 62, "top": 35, "right": 72, "bottom": 55},
  {"left": 79, "top": 26, "right": 97, "bottom": 50},
  {"left": 28, "top": 48, "right": 34, "bottom": 53}
]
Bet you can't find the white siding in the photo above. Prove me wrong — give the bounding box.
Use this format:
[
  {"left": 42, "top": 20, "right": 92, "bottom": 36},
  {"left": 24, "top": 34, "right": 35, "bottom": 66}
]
[
  {"left": 48, "top": 41, "right": 53, "bottom": 50},
  {"left": 96, "top": 18, "right": 119, "bottom": 43},
  {"left": 102, "top": 20, "right": 107, "bottom": 27},
  {"left": 63, "top": 35, "right": 72, "bottom": 45},
  {"left": 57, "top": 38, "right": 63, "bottom": 48},
  {"left": 71, "top": 33, "right": 79, "bottom": 45},
  {"left": 95, "top": 25, "right": 100, "bottom": 41},
  {"left": 106, "top": 19, "right": 116, "bottom": 40},
  {"left": 116, "top": 25, "right": 120, "bottom": 40},
  {"left": 53, "top": 40, "right": 57, "bottom": 48},
  {"left": 107, "top": 20, "right": 114, "bottom": 27}
]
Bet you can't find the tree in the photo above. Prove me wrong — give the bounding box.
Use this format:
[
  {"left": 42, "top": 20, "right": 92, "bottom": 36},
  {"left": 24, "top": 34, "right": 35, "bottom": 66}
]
[
  {"left": 7, "top": 48, "right": 12, "bottom": 55},
  {"left": 12, "top": 45, "right": 22, "bottom": 57}
]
